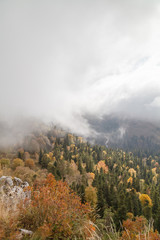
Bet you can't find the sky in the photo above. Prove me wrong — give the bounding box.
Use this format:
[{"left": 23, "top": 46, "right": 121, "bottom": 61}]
[{"left": 1, "top": 0, "right": 160, "bottom": 136}]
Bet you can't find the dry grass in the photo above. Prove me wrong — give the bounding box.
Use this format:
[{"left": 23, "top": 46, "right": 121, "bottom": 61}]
[{"left": 0, "top": 200, "right": 20, "bottom": 239}]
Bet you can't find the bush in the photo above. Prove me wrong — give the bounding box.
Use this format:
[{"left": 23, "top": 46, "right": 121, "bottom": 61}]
[
  {"left": 18, "top": 173, "right": 96, "bottom": 239},
  {"left": 121, "top": 216, "right": 160, "bottom": 240},
  {"left": 0, "top": 158, "right": 10, "bottom": 169},
  {"left": 25, "top": 159, "right": 35, "bottom": 169},
  {"left": 14, "top": 166, "right": 36, "bottom": 185},
  {"left": 12, "top": 158, "right": 24, "bottom": 170}
]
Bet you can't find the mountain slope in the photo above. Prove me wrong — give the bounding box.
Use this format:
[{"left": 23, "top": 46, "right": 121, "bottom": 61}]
[{"left": 86, "top": 114, "right": 160, "bottom": 156}]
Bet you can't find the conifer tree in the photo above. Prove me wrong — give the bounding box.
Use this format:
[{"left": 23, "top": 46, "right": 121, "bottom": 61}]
[
  {"left": 39, "top": 148, "right": 43, "bottom": 165},
  {"left": 97, "top": 187, "right": 105, "bottom": 217}
]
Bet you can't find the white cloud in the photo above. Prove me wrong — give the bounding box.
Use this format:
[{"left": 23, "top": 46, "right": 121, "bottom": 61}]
[{"left": 0, "top": 0, "right": 160, "bottom": 135}]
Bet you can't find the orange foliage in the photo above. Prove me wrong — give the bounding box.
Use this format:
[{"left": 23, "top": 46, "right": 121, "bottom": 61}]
[
  {"left": 127, "top": 177, "right": 133, "bottom": 185},
  {"left": 25, "top": 158, "right": 35, "bottom": 169},
  {"left": 96, "top": 160, "right": 108, "bottom": 173},
  {"left": 18, "top": 173, "right": 94, "bottom": 239},
  {"left": 0, "top": 210, "right": 20, "bottom": 239},
  {"left": 128, "top": 168, "right": 136, "bottom": 177},
  {"left": 120, "top": 217, "right": 160, "bottom": 240},
  {"left": 87, "top": 172, "right": 95, "bottom": 186},
  {"left": 89, "top": 172, "right": 95, "bottom": 180},
  {"left": 12, "top": 158, "right": 24, "bottom": 170}
]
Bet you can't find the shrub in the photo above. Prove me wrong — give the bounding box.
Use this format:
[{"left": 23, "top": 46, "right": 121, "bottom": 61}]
[
  {"left": 0, "top": 158, "right": 10, "bottom": 169},
  {"left": 25, "top": 158, "right": 35, "bottom": 169},
  {"left": 0, "top": 201, "right": 20, "bottom": 239},
  {"left": 14, "top": 166, "right": 36, "bottom": 185},
  {"left": 120, "top": 216, "right": 160, "bottom": 240},
  {"left": 18, "top": 173, "right": 96, "bottom": 239},
  {"left": 12, "top": 158, "right": 24, "bottom": 170}
]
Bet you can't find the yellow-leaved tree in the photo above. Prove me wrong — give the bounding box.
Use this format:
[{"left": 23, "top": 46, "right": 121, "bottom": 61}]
[
  {"left": 96, "top": 160, "right": 108, "bottom": 173},
  {"left": 12, "top": 158, "right": 24, "bottom": 170},
  {"left": 139, "top": 194, "right": 152, "bottom": 220},
  {"left": 139, "top": 194, "right": 152, "bottom": 207},
  {"left": 25, "top": 159, "right": 35, "bottom": 169},
  {"left": 85, "top": 186, "right": 97, "bottom": 208}
]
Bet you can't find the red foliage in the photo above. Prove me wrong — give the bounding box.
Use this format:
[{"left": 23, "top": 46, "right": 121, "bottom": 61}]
[
  {"left": 121, "top": 216, "right": 160, "bottom": 240},
  {"left": 18, "top": 173, "right": 94, "bottom": 239}
]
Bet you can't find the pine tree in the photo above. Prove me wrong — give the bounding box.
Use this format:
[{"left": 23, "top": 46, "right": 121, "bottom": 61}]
[
  {"left": 97, "top": 187, "right": 105, "bottom": 218},
  {"left": 39, "top": 148, "right": 43, "bottom": 165},
  {"left": 78, "top": 159, "right": 83, "bottom": 174}
]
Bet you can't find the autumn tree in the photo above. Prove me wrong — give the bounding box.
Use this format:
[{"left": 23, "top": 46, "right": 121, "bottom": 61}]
[
  {"left": 25, "top": 159, "right": 35, "bottom": 169},
  {"left": 85, "top": 186, "right": 97, "bottom": 208},
  {"left": 121, "top": 216, "right": 160, "bottom": 240},
  {"left": 18, "top": 174, "right": 96, "bottom": 239},
  {"left": 139, "top": 194, "right": 152, "bottom": 220},
  {"left": 14, "top": 166, "right": 36, "bottom": 185},
  {"left": 0, "top": 158, "right": 10, "bottom": 169},
  {"left": 12, "top": 158, "right": 24, "bottom": 170},
  {"left": 41, "top": 154, "right": 51, "bottom": 168}
]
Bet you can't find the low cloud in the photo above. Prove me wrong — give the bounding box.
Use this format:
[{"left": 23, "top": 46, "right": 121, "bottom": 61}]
[{"left": 0, "top": 0, "right": 160, "bottom": 140}]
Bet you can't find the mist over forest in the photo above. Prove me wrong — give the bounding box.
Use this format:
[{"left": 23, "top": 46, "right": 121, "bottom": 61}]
[
  {"left": 1, "top": 0, "right": 160, "bottom": 141},
  {"left": 1, "top": 1, "right": 160, "bottom": 239}
]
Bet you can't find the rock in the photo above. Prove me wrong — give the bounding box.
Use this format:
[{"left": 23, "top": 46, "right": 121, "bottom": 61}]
[
  {"left": 21, "top": 181, "right": 29, "bottom": 188},
  {"left": 19, "top": 229, "right": 33, "bottom": 236},
  {"left": 0, "top": 176, "right": 32, "bottom": 238},
  {"left": 13, "top": 177, "right": 23, "bottom": 186},
  {"left": 6, "top": 177, "right": 13, "bottom": 186},
  {"left": 0, "top": 176, "right": 13, "bottom": 186},
  {"left": 16, "top": 229, "right": 33, "bottom": 239},
  {"left": 0, "top": 176, "right": 30, "bottom": 210}
]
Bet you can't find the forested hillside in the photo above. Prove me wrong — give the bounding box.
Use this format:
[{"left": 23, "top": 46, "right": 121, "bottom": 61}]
[
  {"left": 1, "top": 127, "right": 160, "bottom": 239},
  {"left": 1, "top": 0, "right": 160, "bottom": 239},
  {"left": 86, "top": 114, "right": 160, "bottom": 156}
]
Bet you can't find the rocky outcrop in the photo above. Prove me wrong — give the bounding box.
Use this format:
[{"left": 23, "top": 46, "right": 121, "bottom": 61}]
[
  {"left": 0, "top": 176, "right": 30, "bottom": 210},
  {"left": 0, "top": 176, "right": 33, "bottom": 239},
  {"left": 18, "top": 229, "right": 33, "bottom": 239}
]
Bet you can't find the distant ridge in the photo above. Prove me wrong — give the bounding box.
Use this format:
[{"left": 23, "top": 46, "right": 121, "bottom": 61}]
[{"left": 86, "top": 114, "right": 160, "bottom": 156}]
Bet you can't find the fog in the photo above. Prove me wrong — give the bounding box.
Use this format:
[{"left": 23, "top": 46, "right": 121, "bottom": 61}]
[{"left": 1, "top": 0, "right": 160, "bottom": 141}]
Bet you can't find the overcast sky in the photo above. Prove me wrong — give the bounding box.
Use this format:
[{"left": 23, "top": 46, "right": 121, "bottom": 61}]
[{"left": 1, "top": 0, "right": 160, "bottom": 135}]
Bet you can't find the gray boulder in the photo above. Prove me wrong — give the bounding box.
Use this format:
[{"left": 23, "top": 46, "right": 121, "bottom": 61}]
[{"left": 0, "top": 176, "right": 30, "bottom": 210}]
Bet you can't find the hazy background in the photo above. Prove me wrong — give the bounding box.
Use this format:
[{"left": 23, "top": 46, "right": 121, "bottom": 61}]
[{"left": 1, "top": 0, "right": 160, "bottom": 141}]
